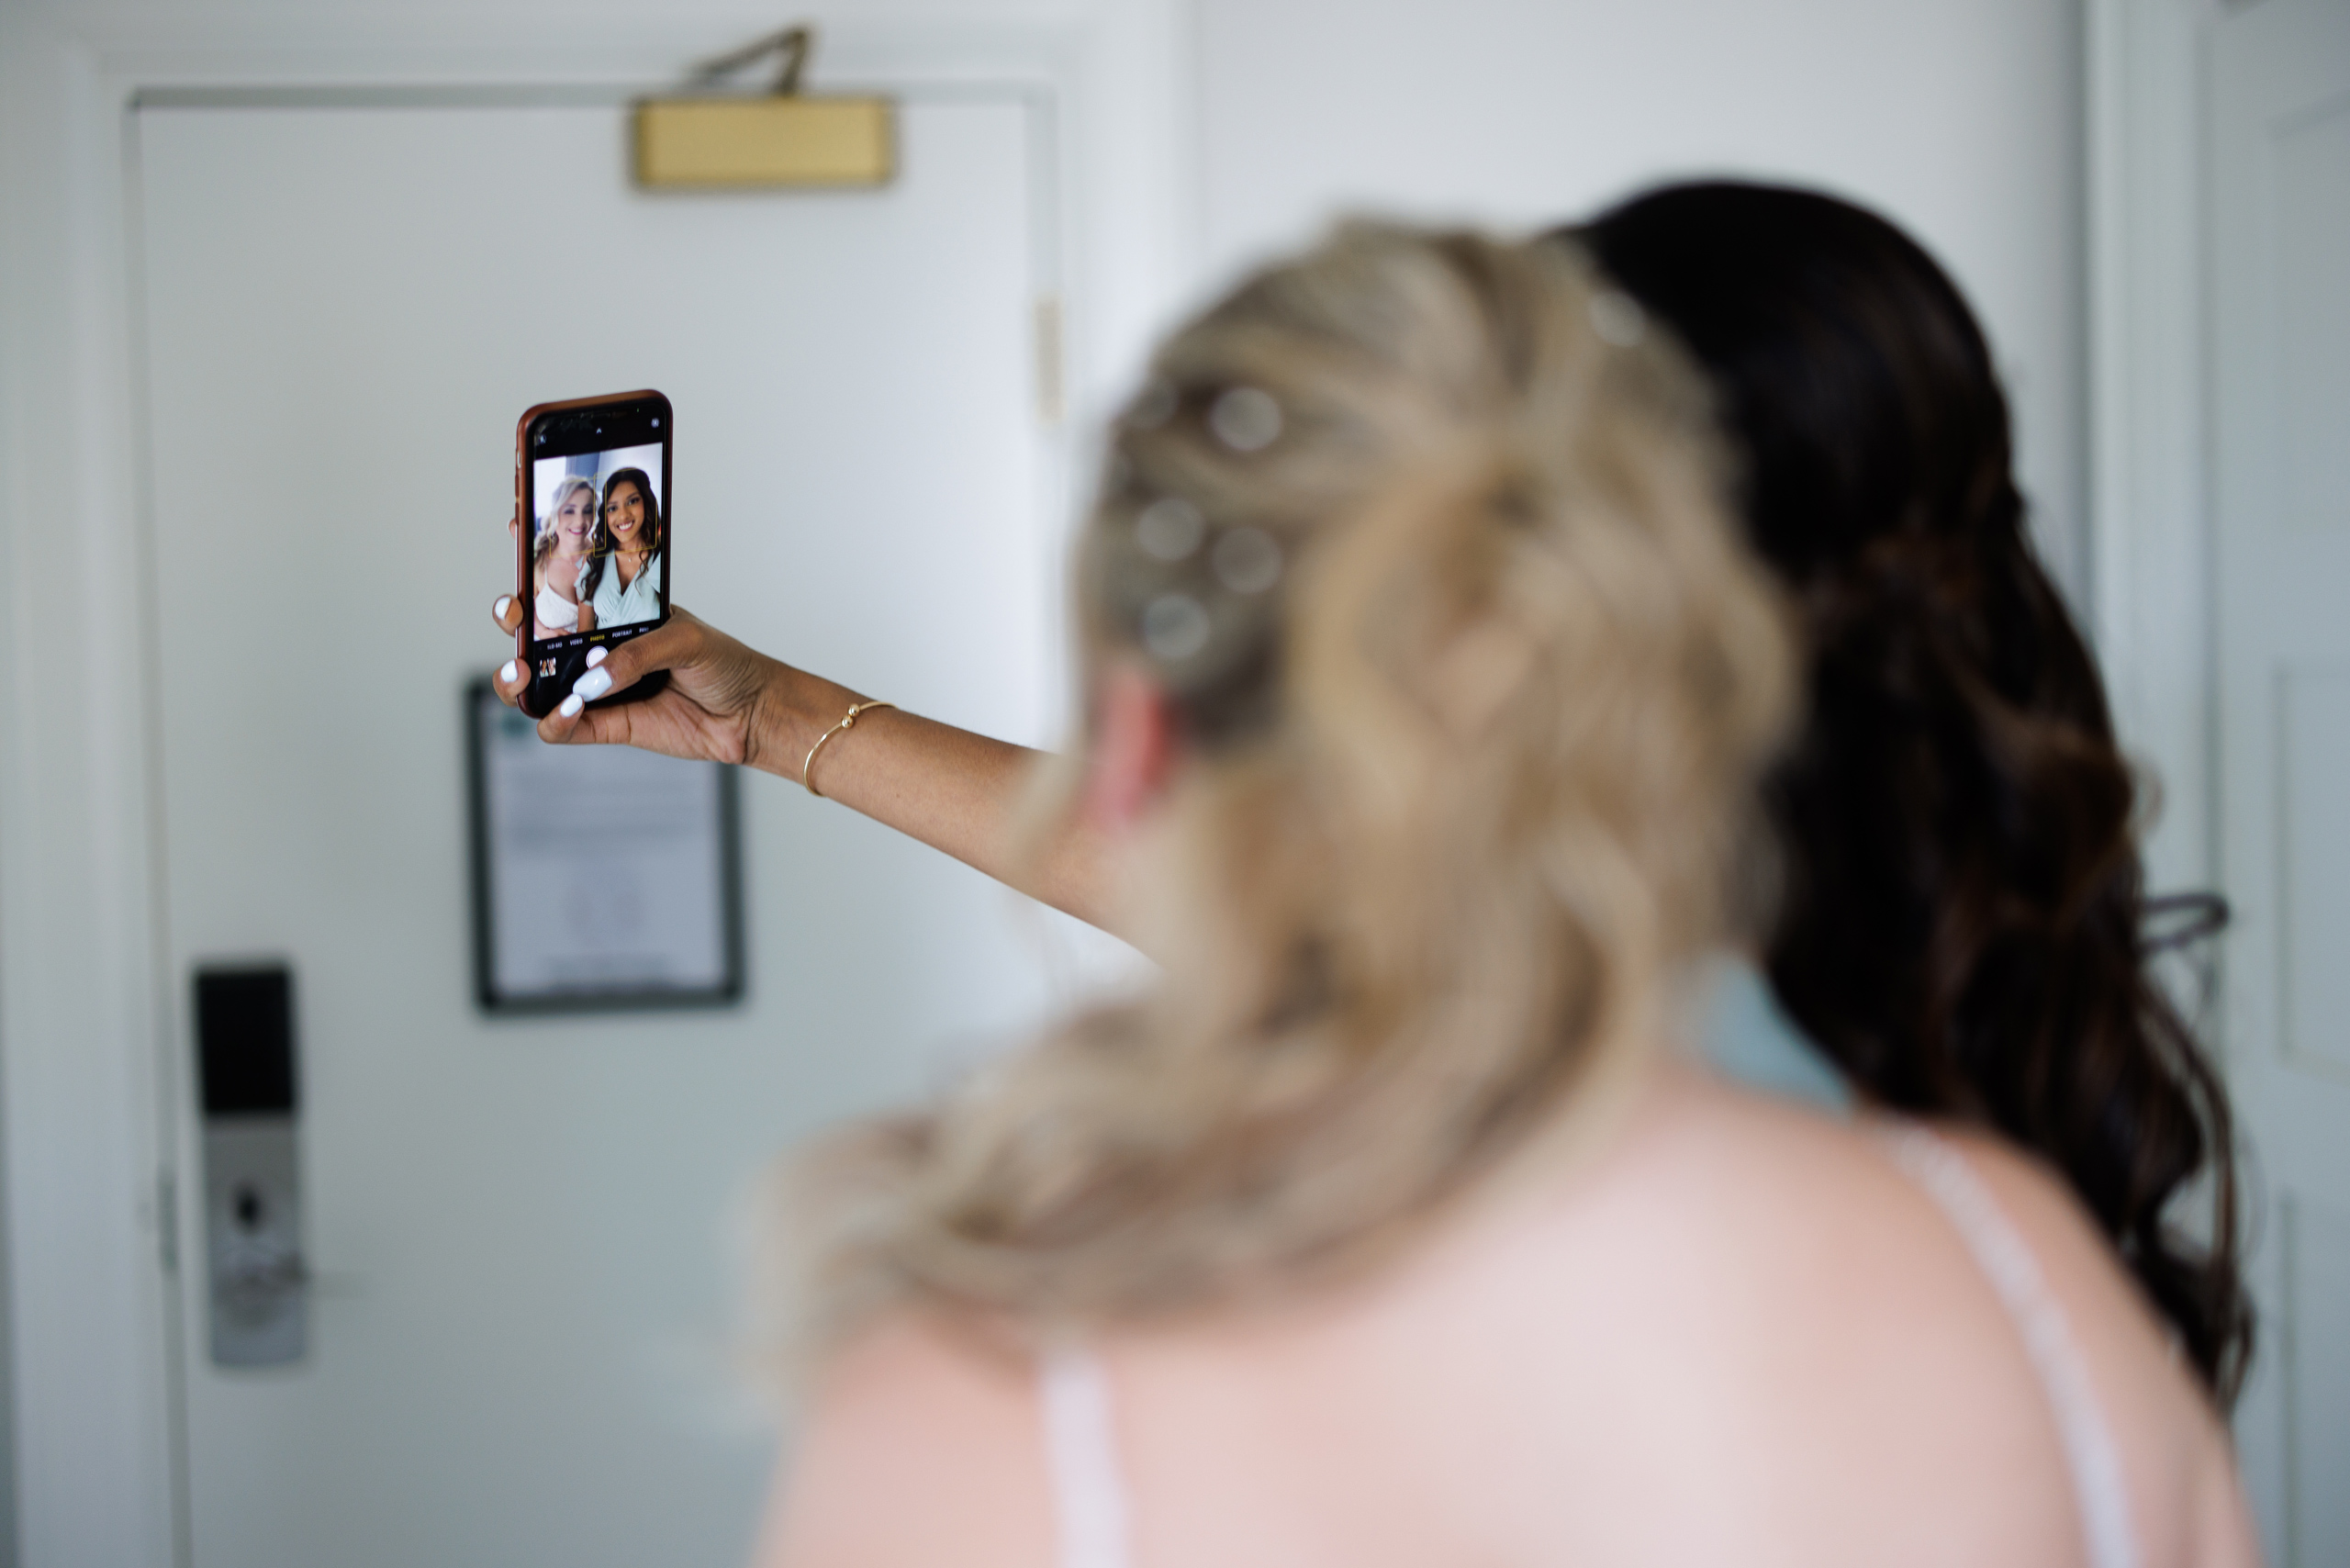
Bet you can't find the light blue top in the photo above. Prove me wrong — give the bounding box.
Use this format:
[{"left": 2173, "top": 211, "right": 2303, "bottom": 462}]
[
  {"left": 580, "top": 549, "right": 663, "bottom": 631},
  {"left": 1697, "top": 957, "right": 1852, "bottom": 1114}
]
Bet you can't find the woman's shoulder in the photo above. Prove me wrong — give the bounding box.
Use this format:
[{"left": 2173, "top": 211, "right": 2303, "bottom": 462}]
[
  {"left": 1450, "top": 1070, "right": 2255, "bottom": 1567},
  {"left": 754, "top": 1312, "right": 1054, "bottom": 1568}
]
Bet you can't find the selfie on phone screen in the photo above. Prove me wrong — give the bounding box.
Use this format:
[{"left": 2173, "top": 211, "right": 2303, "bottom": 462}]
[
  {"left": 532, "top": 453, "right": 664, "bottom": 636},
  {"left": 518, "top": 392, "right": 671, "bottom": 714}
]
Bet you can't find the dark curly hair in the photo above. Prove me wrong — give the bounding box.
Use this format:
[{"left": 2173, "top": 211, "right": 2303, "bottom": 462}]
[{"left": 1572, "top": 181, "right": 2251, "bottom": 1404}]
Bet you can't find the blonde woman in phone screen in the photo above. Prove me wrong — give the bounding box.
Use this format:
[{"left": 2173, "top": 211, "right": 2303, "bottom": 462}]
[{"left": 530, "top": 474, "right": 599, "bottom": 639}]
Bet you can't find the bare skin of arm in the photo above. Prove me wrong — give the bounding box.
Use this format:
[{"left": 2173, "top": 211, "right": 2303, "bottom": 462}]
[{"left": 488, "top": 589, "right": 1118, "bottom": 936}]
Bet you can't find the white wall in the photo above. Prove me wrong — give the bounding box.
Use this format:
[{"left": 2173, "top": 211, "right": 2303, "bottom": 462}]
[{"left": 1190, "top": 0, "right": 2089, "bottom": 599}]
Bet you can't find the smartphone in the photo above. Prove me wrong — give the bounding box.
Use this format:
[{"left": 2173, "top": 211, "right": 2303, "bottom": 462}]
[{"left": 513, "top": 390, "right": 674, "bottom": 719}]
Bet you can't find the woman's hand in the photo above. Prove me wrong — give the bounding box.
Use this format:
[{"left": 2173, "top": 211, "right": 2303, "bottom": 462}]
[{"left": 490, "top": 596, "right": 782, "bottom": 767}]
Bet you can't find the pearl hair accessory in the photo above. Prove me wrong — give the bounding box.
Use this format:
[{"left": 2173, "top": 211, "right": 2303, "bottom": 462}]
[
  {"left": 1208, "top": 386, "right": 1282, "bottom": 452},
  {"left": 1142, "top": 593, "right": 1214, "bottom": 662},
  {"left": 1113, "top": 382, "right": 1291, "bottom": 674}
]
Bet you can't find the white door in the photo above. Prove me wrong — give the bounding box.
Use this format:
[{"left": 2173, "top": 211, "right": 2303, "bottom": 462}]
[
  {"left": 137, "top": 90, "right": 1076, "bottom": 1567},
  {"left": 2208, "top": 1, "right": 2350, "bottom": 1562}
]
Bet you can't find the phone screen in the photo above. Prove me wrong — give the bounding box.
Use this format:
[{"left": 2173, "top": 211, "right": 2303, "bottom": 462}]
[{"left": 521, "top": 394, "right": 672, "bottom": 698}]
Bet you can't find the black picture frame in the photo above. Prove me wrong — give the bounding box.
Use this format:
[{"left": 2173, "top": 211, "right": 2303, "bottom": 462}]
[{"left": 464, "top": 678, "right": 745, "bottom": 1014}]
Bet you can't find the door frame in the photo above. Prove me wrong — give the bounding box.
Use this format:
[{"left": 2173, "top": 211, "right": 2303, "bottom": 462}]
[
  {"left": 0, "top": 7, "right": 1198, "bottom": 1563},
  {"left": 2086, "top": 0, "right": 2214, "bottom": 905},
  {"left": 2085, "top": 0, "right": 2291, "bottom": 1541}
]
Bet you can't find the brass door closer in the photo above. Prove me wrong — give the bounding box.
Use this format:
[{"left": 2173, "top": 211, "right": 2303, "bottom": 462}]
[{"left": 634, "top": 26, "right": 893, "bottom": 189}]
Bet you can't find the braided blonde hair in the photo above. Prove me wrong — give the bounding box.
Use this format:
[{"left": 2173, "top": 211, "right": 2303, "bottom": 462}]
[{"left": 782, "top": 223, "right": 1796, "bottom": 1346}]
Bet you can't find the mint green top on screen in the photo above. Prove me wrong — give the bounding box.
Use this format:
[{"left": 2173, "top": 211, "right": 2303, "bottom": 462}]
[{"left": 580, "top": 551, "right": 664, "bottom": 631}]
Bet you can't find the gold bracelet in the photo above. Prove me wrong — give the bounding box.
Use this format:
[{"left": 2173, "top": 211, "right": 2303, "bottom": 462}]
[{"left": 801, "top": 700, "right": 897, "bottom": 799}]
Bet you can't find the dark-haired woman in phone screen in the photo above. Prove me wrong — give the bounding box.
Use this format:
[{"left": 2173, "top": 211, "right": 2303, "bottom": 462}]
[
  {"left": 583, "top": 467, "right": 664, "bottom": 631},
  {"left": 487, "top": 181, "right": 2249, "bottom": 1412}
]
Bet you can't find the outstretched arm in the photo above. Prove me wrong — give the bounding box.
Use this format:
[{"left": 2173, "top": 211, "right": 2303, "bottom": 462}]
[{"left": 489, "top": 593, "right": 1117, "bottom": 935}]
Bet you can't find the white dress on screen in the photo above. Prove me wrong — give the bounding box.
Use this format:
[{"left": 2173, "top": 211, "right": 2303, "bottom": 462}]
[{"left": 534, "top": 581, "right": 579, "bottom": 634}]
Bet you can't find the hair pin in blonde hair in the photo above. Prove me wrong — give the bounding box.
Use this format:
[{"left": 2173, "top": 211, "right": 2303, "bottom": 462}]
[
  {"left": 1141, "top": 592, "right": 1213, "bottom": 663},
  {"left": 1208, "top": 386, "right": 1282, "bottom": 452}
]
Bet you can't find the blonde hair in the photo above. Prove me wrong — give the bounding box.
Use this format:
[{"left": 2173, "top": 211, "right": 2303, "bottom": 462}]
[
  {"left": 783, "top": 224, "right": 1795, "bottom": 1348},
  {"left": 535, "top": 475, "right": 598, "bottom": 570}
]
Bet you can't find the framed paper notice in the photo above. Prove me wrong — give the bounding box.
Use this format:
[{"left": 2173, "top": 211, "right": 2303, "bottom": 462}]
[{"left": 465, "top": 680, "right": 744, "bottom": 1013}]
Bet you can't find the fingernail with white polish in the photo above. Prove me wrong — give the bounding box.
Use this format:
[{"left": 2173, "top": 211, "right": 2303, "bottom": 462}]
[
  {"left": 558, "top": 695, "right": 584, "bottom": 717},
  {"left": 494, "top": 596, "right": 514, "bottom": 621},
  {"left": 586, "top": 647, "right": 608, "bottom": 668},
  {"left": 499, "top": 660, "right": 519, "bottom": 684},
  {"left": 572, "top": 667, "right": 613, "bottom": 701}
]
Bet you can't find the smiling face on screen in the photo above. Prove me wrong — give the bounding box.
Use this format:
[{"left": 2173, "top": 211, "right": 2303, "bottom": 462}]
[
  {"left": 554, "top": 485, "right": 595, "bottom": 554},
  {"left": 603, "top": 476, "right": 646, "bottom": 549}
]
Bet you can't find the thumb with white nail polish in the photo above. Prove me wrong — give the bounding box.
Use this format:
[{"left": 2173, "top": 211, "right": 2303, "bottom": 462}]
[{"left": 572, "top": 667, "right": 614, "bottom": 701}]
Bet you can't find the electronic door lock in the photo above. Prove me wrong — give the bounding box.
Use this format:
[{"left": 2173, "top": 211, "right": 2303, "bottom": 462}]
[
  {"left": 196, "top": 965, "right": 308, "bottom": 1367},
  {"left": 218, "top": 1241, "right": 308, "bottom": 1313},
  {"left": 212, "top": 1165, "right": 308, "bottom": 1313}
]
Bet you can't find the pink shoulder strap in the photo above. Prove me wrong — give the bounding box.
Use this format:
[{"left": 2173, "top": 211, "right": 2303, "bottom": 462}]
[
  {"left": 1874, "top": 1124, "right": 2141, "bottom": 1568},
  {"left": 1040, "top": 1344, "right": 1134, "bottom": 1568}
]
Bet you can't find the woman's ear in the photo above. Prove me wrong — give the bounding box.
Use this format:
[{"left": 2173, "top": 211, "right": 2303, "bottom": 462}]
[{"left": 1083, "top": 663, "right": 1182, "bottom": 835}]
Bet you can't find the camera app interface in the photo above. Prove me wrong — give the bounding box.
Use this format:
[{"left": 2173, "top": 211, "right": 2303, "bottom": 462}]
[{"left": 526, "top": 398, "right": 670, "bottom": 676}]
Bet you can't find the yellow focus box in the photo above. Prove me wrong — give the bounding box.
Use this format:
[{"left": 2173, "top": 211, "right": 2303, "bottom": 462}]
[{"left": 632, "top": 96, "right": 894, "bottom": 189}]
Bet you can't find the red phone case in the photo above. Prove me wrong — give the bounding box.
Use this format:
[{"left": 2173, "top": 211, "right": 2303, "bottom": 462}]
[{"left": 513, "top": 390, "right": 672, "bottom": 719}]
